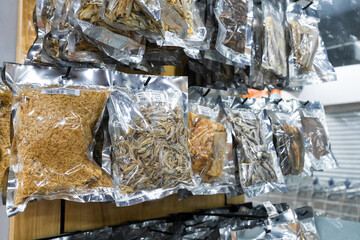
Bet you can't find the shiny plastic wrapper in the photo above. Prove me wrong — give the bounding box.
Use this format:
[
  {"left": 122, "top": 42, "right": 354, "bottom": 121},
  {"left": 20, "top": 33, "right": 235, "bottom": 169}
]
[
  {"left": 159, "top": 0, "right": 207, "bottom": 48},
  {"left": 222, "top": 97, "right": 286, "bottom": 197},
  {"left": 262, "top": 0, "right": 288, "bottom": 78},
  {"left": 71, "top": 0, "right": 146, "bottom": 64},
  {"left": 187, "top": 87, "right": 237, "bottom": 195},
  {"left": 300, "top": 101, "right": 337, "bottom": 171},
  {"left": 214, "top": 0, "right": 253, "bottom": 66},
  {"left": 287, "top": 0, "right": 320, "bottom": 86},
  {"left": 4, "top": 63, "right": 114, "bottom": 217},
  {"left": 266, "top": 99, "right": 310, "bottom": 176},
  {"left": 100, "top": 0, "right": 163, "bottom": 37},
  {"left": 108, "top": 73, "right": 193, "bottom": 206},
  {"left": 0, "top": 78, "right": 12, "bottom": 194}
]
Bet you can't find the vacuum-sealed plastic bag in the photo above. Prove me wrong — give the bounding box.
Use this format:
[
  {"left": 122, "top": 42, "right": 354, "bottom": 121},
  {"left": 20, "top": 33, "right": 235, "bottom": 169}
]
[
  {"left": 71, "top": 0, "right": 146, "bottom": 64},
  {"left": 4, "top": 63, "right": 114, "bottom": 216},
  {"left": 0, "top": 78, "right": 12, "bottom": 193},
  {"left": 266, "top": 99, "right": 309, "bottom": 176},
  {"left": 108, "top": 73, "right": 193, "bottom": 206},
  {"left": 214, "top": 0, "right": 253, "bottom": 66},
  {"left": 262, "top": 0, "right": 288, "bottom": 78},
  {"left": 188, "top": 87, "right": 236, "bottom": 194},
  {"left": 222, "top": 97, "right": 285, "bottom": 197},
  {"left": 287, "top": 0, "right": 320, "bottom": 86},
  {"left": 300, "top": 101, "right": 337, "bottom": 171}
]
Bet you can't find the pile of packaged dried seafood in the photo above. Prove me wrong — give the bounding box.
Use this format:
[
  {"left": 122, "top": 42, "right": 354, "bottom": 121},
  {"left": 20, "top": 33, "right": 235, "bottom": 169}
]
[
  {"left": 1, "top": 63, "right": 337, "bottom": 216},
  {"left": 25, "top": 0, "right": 336, "bottom": 89}
]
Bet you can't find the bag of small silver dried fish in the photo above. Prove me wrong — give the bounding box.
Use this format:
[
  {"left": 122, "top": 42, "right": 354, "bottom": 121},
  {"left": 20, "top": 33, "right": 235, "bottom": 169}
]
[
  {"left": 188, "top": 87, "right": 237, "bottom": 195},
  {"left": 221, "top": 97, "right": 286, "bottom": 197},
  {"left": 265, "top": 99, "right": 310, "bottom": 176},
  {"left": 4, "top": 63, "right": 114, "bottom": 217},
  {"left": 262, "top": 0, "right": 288, "bottom": 79},
  {"left": 214, "top": 0, "right": 253, "bottom": 66},
  {"left": 108, "top": 72, "right": 193, "bottom": 206},
  {"left": 299, "top": 101, "right": 338, "bottom": 171}
]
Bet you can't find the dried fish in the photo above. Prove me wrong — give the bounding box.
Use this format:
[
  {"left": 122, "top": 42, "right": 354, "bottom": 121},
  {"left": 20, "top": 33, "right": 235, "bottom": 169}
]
[
  {"left": 300, "top": 101, "right": 337, "bottom": 171},
  {"left": 272, "top": 123, "right": 305, "bottom": 175},
  {"left": 262, "top": 0, "right": 287, "bottom": 78},
  {"left": 102, "top": 0, "right": 162, "bottom": 35},
  {"left": 188, "top": 112, "right": 226, "bottom": 182},
  {"left": 214, "top": 0, "right": 252, "bottom": 65}
]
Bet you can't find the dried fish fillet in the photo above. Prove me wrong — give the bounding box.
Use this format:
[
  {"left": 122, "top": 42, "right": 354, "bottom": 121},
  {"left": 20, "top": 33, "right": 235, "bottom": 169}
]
[
  {"left": 273, "top": 123, "right": 305, "bottom": 175},
  {"left": 188, "top": 112, "right": 226, "bottom": 182},
  {"left": 12, "top": 88, "right": 113, "bottom": 206},
  {"left": 103, "top": 0, "right": 162, "bottom": 34},
  {"left": 289, "top": 21, "right": 319, "bottom": 72}
]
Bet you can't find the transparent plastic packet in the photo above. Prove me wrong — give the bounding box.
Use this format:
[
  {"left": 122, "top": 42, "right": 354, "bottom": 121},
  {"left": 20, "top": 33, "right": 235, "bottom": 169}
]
[
  {"left": 214, "top": 0, "right": 253, "bottom": 66},
  {"left": 286, "top": 0, "right": 320, "bottom": 86},
  {"left": 324, "top": 182, "right": 346, "bottom": 219},
  {"left": 99, "top": 0, "right": 163, "bottom": 38},
  {"left": 265, "top": 99, "right": 310, "bottom": 176},
  {"left": 108, "top": 72, "right": 194, "bottom": 206},
  {"left": 0, "top": 73, "right": 12, "bottom": 199},
  {"left": 299, "top": 101, "right": 338, "bottom": 171},
  {"left": 159, "top": 0, "right": 207, "bottom": 49},
  {"left": 187, "top": 86, "right": 237, "bottom": 195},
  {"left": 143, "top": 44, "right": 184, "bottom": 67},
  {"left": 71, "top": 0, "right": 146, "bottom": 64},
  {"left": 218, "top": 205, "right": 298, "bottom": 240},
  {"left": 3, "top": 63, "right": 114, "bottom": 216},
  {"left": 262, "top": 0, "right": 288, "bottom": 79},
  {"left": 249, "top": 1, "right": 279, "bottom": 90},
  {"left": 295, "top": 206, "right": 320, "bottom": 240},
  {"left": 221, "top": 97, "right": 286, "bottom": 198}
]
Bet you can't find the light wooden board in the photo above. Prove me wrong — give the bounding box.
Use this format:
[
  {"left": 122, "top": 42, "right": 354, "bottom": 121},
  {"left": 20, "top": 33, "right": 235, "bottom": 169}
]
[
  {"left": 64, "top": 194, "right": 225, "bottom": 232},
  {"left": 11, "top": 0, "right": 245, "bottom": 238},
  {"left": 9, "top": 200, "right": 61, "bottom": 240}
]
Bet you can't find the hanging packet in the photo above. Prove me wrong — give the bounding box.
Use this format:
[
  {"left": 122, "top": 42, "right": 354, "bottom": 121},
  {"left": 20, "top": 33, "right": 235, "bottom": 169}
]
[
  {"left": 221, "top": 97, "right": 286, "bottom": 197},
  {"left": 4, "top": 63, "right": 114, "bottom": 216},
  {"left": 188, "top": 87, "right": 237, "bottom": 195},
  {"left": 108, "top": 72, "right": 193, "bottom": 206},
  {"left": 214, "top": 0, "right": 253, "bottom": 66},
  {"left": 299, "top": 101, "right": 337, "bottom": 171},
  {"left": 262, "top": 0, "right": 288, "bottom": 78},
  {"left": 266, "top": 99, "right": 309, "bottom": 176}
]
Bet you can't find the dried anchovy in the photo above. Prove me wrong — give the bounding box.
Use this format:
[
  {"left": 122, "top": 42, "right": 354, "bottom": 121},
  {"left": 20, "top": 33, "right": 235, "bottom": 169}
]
[
  {"left": 114, "top": 104, "right": 192, "bottom": 193},
  {"left": 188, "top": 112, "right": 226, "bottom": 183},
  {"left": 232, "top": 113, "right": 277, "bottom": 187},
  {"left": 289, "top": 21, "right": 319, "bottom": 72},
  {"left": 264, "top": 16, "right": 287, "bottom": 77},
  {"left": 301, "top": 116, "right": 329, "bottom": 160},
  {"left": 104, "top": 0, "right": 162, "bottom": 34},
  {"left": 218, "top": 0, "right": 248, "bottom": 53},
  {"left": 273, "top": 123, "right": 305, "bottom": 176}
]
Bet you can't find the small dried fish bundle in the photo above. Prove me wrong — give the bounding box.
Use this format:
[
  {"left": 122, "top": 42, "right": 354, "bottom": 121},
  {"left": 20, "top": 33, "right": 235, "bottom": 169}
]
[
  {"left": 262, "top": 0, "right": 287, "bottom": 78},
  {"left": 4, "top": 64, "right": 114, "bottom": 217},
  {"left": 214, "top": 0, "right": 253, "bottom": 66},
  {"left": 187, "top": 87, "right": 236, "bottom": 192},
  {"left": 108, "top": 73, "right": 193, "bottom": 206},
  {"left": 266, "top": 99, "right": 308, "bottom": 176},
  {"left": 222, "top": 97, "right": 285, "bottom": 197},
  {"left": 300, "top": 101, "right": 337, "bottom": 171},
  {"left": 102, "top": 0, "right": 163, "bottom": 35}
]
